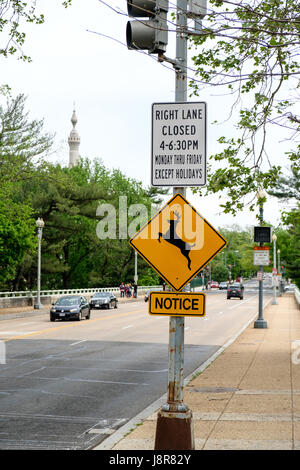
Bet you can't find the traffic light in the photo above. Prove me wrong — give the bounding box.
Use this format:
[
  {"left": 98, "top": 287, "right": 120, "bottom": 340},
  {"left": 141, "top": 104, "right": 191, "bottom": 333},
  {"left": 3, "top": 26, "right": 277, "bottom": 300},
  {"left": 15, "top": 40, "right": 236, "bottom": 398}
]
[
  {"left": 254, "top": 226, "right": 271, "bottom": 243},
  {"left": 126, "top": 0, "right": 169, "bottom": 54}
]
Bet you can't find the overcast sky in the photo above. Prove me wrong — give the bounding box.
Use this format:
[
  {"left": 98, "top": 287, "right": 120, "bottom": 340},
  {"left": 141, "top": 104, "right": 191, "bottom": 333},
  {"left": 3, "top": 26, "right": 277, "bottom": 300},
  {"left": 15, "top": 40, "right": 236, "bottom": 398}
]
[{"left": 0, "top": 0, "right": 293, "bottom": 230}]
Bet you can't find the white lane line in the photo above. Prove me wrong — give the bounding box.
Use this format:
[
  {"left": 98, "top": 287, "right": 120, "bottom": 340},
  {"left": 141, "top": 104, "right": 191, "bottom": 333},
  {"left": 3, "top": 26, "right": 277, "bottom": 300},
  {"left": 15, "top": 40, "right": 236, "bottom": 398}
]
[
  {"left": 228, "top": 295, "right": 257, "bottom": 310},
  {"left": 34, "top": 376, "right": 149, "bottom": 386},
  {"left": 185, "top": 327, "right": 190, "bottom": 331},
  {"left": 70, "top": 340, "right": 86, "bottom": 347},
  {"left": 122, "top": 325, "right": 133, "bottom": 330}
]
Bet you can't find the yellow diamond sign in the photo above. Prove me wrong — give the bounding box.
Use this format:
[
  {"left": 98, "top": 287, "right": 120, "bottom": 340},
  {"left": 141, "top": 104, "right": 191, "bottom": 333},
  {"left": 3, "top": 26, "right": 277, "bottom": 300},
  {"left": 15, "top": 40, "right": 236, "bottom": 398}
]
[{"left": 129, "top": 193, "right": 227, "bottom": 291}]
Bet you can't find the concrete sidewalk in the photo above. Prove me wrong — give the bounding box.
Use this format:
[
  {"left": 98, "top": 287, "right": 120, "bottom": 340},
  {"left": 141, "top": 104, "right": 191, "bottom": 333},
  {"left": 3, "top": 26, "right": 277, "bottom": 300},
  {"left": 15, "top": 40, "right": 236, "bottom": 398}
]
[{"left": 99, "top": 293, "right": 300, "bottom": 450}]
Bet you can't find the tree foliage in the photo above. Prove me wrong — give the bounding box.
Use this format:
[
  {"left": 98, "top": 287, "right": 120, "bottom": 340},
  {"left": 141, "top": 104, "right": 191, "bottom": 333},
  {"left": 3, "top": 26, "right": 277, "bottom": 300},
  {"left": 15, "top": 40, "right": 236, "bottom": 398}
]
[
  {"left": 0, "top": 0, "right": 72, "bottom": 61},
  {"left": 190, "top": 0, "right": 300, "bottom": 213}
]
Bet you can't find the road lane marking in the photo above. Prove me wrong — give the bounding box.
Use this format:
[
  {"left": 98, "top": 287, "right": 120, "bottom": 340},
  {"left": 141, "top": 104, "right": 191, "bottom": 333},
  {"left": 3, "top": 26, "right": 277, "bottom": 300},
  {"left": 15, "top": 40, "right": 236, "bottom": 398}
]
[
  {"left": 70, "top": 340, "right": 87, "bottom": 347},
  {"left": 122, "top": 325, "right": 133, "bottom": 330},
  {"left": 30, "top": 376, "right": 150, "bottom": 386},
  {"left": 228, "top": 295, "right": 257, "bottom": 310},
  {"left": 2, "top": 309, "right": 146, "bottom": 343}
]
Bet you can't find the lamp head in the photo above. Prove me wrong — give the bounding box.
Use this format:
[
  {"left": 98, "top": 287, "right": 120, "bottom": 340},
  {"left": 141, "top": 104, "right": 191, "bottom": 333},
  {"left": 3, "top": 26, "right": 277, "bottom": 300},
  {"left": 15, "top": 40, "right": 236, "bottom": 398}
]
[
  {"left": 256, "top": 188, "right": 267, "bottom": 200},
  {"left": 36, "top": 218, "right": 45, "bottom": 228}
]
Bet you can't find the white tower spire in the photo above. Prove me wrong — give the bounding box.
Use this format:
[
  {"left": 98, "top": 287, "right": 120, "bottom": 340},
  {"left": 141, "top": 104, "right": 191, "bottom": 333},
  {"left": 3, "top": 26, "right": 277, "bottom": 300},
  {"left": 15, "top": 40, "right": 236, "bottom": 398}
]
[{"left": 68, "top": 107, "right": 80, "bottom": 168}]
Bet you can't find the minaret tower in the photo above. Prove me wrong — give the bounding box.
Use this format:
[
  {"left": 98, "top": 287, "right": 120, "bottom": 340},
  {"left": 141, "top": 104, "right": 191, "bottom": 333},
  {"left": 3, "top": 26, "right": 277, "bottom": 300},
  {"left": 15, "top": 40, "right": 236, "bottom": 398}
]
[{"left": 68, "top": 108, "right": 80, "bottom": 168}]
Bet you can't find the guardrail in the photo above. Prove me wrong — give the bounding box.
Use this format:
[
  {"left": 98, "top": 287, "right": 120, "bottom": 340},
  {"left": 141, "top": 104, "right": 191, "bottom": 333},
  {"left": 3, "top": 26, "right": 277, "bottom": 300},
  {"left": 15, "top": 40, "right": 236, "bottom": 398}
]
[
  {"left": 0, "top": 286, "right": 161, "bottom": 300},
  {"left": 295, "top": 287, "right": 300, "bottom": 309}
]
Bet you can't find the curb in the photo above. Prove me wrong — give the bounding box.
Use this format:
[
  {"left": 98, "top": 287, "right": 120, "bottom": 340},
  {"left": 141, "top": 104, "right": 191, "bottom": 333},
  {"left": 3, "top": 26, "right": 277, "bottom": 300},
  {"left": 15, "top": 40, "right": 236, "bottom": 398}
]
[{"left": 93, "top": 297, "right": 272, "bottom": 450}]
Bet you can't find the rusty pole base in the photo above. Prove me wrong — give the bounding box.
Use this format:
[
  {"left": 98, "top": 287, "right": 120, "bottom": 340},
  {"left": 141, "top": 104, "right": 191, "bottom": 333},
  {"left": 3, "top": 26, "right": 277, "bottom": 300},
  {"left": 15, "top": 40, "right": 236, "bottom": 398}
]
[{"left": 154, "top": 408, "right": 194, "bottom": 450}]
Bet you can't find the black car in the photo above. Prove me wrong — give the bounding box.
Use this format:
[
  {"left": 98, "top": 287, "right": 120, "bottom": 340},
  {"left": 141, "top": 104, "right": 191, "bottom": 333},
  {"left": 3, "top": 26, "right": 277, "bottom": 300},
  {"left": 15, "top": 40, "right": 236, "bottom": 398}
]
[
  {"left": 227, "top": 283, "right": 244, "bottom": 300},
  {"left": 50, "top": 295, "right": 90, "bottom": 321},
  {"left": 89, "top": 292, "right": 118, "bottom": 309}
]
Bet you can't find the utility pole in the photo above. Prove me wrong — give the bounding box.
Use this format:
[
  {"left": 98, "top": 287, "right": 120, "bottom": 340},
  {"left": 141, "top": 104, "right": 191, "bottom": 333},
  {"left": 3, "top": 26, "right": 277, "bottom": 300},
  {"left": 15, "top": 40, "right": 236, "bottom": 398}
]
[
  {"left": 155, "top": 0, "right": 194, "bottom": 450},
  {"left": 254, "top": 189, "right": 267, "bottom": 329},
  {"left": 126, "top": 0, "right": 207, "bottom": 450}
]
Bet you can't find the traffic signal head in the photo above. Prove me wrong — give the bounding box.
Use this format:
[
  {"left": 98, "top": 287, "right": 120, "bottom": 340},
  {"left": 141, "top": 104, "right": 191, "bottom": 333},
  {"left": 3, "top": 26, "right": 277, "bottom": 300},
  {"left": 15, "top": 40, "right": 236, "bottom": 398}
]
[
  {"left": 254, "top": 226, "right": 271, "bottom": 243},
  {"left": 126, "top": 0, "right": 169, "bottom": 54}
]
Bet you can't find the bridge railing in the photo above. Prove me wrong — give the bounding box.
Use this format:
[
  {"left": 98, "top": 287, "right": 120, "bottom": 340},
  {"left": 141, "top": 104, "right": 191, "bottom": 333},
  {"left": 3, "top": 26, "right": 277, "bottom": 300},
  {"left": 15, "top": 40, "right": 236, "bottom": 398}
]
[
  {"left": 295, "top": 287, "right": 300, "bottom": 309},
  {"left": 0, "top": 286, "right": 161, "bottom": 300}
]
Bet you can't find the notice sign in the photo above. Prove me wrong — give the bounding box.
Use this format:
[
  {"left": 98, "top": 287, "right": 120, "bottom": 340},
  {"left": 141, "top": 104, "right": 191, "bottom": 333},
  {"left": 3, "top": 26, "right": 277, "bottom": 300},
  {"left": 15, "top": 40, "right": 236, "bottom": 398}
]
[
  {"left": 149, "top": 291, "right": 206, "bottom": 317},
  {"left": 152, "top": 102, "right": 206, "bottom": 187},
  {"left": 253, "top": 246, "right": 270, "bottom": 266}
]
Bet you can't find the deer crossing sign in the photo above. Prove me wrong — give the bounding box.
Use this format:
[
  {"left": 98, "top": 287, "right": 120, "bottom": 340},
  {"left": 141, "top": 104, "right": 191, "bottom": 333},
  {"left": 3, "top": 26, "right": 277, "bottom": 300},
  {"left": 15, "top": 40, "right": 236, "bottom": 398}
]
[{"left": 129, "top": 193, "right": 227, "bottom": 291}]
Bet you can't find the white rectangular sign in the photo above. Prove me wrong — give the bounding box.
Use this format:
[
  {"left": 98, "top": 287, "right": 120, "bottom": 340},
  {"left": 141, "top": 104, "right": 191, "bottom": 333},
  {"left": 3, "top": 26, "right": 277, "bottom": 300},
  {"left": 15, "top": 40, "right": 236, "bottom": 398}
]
[
  {"left": 151, "top": 102, "right": 206, "bottom": 187},
  {"left": 253, "top": 249, "right": 270, "bottom": 266}
]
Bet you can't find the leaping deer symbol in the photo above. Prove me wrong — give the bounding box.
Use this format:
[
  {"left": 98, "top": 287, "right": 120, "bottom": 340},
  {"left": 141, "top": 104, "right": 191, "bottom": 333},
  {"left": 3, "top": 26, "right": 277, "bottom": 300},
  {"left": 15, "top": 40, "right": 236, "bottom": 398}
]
[{"left": 158, "top": 210, "right": 195, "bottom": 270}]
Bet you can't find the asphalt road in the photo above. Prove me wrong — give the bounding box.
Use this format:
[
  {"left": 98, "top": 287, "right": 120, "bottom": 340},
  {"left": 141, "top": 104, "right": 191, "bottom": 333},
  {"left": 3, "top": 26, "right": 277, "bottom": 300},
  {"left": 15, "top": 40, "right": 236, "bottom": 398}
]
[{"left": 0, "top": 282, "right": 272, "bottom": 449}]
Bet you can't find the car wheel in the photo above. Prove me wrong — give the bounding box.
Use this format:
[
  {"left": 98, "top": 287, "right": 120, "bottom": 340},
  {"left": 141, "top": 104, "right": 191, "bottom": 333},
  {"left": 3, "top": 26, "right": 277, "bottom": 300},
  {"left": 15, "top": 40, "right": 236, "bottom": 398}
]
[
  {"left": 227, "top": 297, "right": 230, "bottom": 300},
  {"left": 240, "top": 297, "right": 243, "bottom": 300},
  {"left": 86, "top": 310, "right": 90, "bottom": 319},
  {"left": 50, "top": 315, "right": 55, "bottom": 322},
  {"left": 114, "top": 301, "right": 118, "bottom": 308},
  {"left": 77, "top": 311, "right": 82, "bottom": 321}
]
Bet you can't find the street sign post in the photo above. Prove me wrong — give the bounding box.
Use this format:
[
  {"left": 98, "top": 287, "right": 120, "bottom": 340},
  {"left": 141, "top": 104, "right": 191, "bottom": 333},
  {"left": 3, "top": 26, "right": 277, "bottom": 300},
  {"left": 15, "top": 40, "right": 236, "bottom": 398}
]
[
  {"left": 149, "top": 291, "right": 206, "bottom": 317},
  {"left": 129, "top": 193, "right": 227, "bottom": 291},
  {"left": 152, "top": 102, "right": 206, "bottom": 187}
]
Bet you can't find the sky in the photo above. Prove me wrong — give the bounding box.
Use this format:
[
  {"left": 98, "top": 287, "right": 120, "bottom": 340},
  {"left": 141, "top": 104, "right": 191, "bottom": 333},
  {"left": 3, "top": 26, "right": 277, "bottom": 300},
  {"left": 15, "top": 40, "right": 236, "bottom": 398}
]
[{"left": 0, "top": 0, "right": 294, "bottom": 231}]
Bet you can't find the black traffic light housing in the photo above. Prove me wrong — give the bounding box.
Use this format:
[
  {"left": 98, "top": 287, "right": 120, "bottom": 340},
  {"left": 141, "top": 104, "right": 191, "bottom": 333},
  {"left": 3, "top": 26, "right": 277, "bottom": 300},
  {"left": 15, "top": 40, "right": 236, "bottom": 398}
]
[
  {"left": 126, "top": 0, "right": 168, "bottom": 54},
  {"left": 254, "top": 226, "right": 271, "bottom": 243}
]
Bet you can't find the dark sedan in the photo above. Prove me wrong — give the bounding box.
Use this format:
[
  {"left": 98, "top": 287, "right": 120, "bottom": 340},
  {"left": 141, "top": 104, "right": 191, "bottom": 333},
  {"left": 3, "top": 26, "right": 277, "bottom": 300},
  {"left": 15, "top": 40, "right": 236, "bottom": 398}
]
[
  {"left": 89, "top": 292, "right": 118, "bottom": 309},
  {"left": 227, "top": 283, "right": 244, "bottom": 300},
  {"left": 50, "top": 295, "right": 90, "bottom": 321}
]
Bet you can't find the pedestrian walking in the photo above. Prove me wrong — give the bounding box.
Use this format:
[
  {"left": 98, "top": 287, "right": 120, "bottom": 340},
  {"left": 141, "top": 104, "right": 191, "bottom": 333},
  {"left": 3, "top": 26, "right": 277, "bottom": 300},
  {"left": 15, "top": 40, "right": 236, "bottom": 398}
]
[{"left": 120, "top": 282, "right": 125, "bottom": 298}]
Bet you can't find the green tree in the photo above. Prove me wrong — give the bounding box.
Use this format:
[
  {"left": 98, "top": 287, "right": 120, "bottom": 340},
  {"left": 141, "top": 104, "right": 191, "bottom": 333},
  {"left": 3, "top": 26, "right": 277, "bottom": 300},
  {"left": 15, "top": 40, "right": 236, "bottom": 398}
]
[
  {"left": 0, "top": 193, "right": 35, "bottom": 286},
  {"left": 0, "top": 86, "right": 53, "bottom": 184},
  {"left": 280, "top": 208, "right": 300, "bottom": 288},
  {"left": 0, "top": 0, "right": 72, "bottom": 61},
  {"left": 11, "top": 158, "right": 167, "bottom": 290},
  {"left": 190, "top": 0, "right": 300, "bottom": 214},
  {"left": 0, "top": 87, "right": 54, "bottom": 289}
]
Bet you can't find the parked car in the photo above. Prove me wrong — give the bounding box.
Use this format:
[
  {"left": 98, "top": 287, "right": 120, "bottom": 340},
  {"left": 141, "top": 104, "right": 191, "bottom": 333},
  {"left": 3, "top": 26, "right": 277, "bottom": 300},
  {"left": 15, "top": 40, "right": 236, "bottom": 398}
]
[
  {"left": 227, "top": 283, "right": 244, "bottom": 300},
  {"left": 89, "top": 292, "right": 118, "bottom": 309},
  {"left": 219, "top": 282, "right": 228, "bottom": 290},
  {"left": 50, "top": 295, "right": 90, "bottom": 321},
  {"left": 210, "top": 281, "right": 219, "bottom": 288},
  {"left": 144, "top": 288, "right": 163, "bottom": 302}
]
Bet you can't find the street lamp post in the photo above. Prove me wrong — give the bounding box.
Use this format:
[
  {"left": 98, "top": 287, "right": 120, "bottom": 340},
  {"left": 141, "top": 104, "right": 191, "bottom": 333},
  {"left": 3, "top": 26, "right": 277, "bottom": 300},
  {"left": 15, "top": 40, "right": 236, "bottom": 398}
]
[
  {"left": 277, "top": 249, "right": 282, "bottom": 296},
  {"left": 34, "top": 218, "right": 44, "bottom": 309},
  {"left": 134, "top": 250, "right": 138, "bottom": 298},
  {"left": 272, "top": 234, "right": 278, "bottom": 305},
  {"left": 254, "top": 189, "right": 267, "bottom": 329}
]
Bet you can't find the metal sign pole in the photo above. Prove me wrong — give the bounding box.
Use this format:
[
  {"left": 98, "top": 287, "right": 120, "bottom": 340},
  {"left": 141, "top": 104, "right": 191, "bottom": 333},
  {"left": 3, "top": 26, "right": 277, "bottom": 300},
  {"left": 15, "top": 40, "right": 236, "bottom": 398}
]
[{"left": 155, "top": 0, "right": 195, "bottom": 450}]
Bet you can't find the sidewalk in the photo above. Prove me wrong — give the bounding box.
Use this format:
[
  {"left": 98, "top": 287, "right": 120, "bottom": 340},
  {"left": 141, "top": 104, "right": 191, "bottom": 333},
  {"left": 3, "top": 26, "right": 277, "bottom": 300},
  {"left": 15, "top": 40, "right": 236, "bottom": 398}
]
[{"left": 100, "top": 293, "right": 300, "bottom": 450}]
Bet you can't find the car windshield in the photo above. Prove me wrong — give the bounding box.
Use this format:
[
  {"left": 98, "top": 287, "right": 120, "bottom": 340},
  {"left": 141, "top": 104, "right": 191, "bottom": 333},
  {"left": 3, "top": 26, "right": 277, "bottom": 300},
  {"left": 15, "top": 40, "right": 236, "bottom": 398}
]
[
  {"left": 93, "top": 293, "right": 110, "bottom": 298},
  {"left": 55, "top": 297, "right": 80, "bottom": 306}
]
